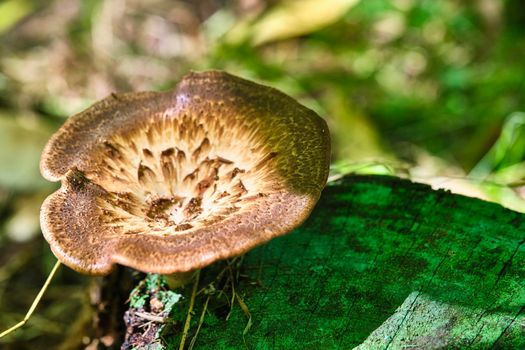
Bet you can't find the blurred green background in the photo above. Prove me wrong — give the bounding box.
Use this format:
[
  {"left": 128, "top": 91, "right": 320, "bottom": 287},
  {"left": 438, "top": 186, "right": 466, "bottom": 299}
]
[{"left": 0, "top": 0, "right": 524, "bottom": 348}]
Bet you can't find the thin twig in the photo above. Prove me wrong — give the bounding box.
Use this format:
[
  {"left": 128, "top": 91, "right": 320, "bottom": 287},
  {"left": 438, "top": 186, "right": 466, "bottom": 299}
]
[
  {"left": 236, "top": 293, "right": 253, "bottom": 349},
  {"left": 0, "top": 260, "right": 61, "bottom": 338},
  {"left": 134, "top": 311, "right": 168, "bottom": 323},
  {"left": 179, "top": 270, "right": 200, "bottom": 350},
  {"left": 188, "top": 295, "right": 210, "bottom": 350},
  {"left": 225, "top": 265, "right": 236, "bottom": 320}
]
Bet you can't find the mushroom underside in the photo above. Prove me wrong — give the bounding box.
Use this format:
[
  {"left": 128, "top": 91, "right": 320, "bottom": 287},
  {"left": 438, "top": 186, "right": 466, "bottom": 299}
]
[
  {"left": 41, "top": 107, "right": 315, "bottom": 274},
  {"left": 88, "top": 110, "right": 284, "bottom": 236},
  {"left": 40, "top": 71, "right": 330, "bottom": 275}
]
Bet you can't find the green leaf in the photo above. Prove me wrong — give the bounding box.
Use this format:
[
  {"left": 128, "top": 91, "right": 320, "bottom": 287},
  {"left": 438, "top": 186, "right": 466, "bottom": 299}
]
[
  {"left": 470, "top": 112, "right": 525, "bottom": 178},
  {"left": 0, "top": 113, "right": 54, "bottom": 191},
  {"left": 0, "top": 0, "right": 33, "bottom": 34},
  {"left": 225, "top": 0, "right": 361, "bottom": 46}
]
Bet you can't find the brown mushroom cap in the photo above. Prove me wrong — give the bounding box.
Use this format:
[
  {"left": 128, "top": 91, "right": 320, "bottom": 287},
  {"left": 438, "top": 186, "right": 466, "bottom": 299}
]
[{"left": 40, "top": 71, "right": 330, "bottom": 275}]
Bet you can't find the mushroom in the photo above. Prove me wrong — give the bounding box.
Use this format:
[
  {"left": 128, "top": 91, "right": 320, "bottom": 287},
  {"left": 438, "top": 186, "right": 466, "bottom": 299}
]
[{"left": 40, "top": 71, "right": 330, "bottom": 275}]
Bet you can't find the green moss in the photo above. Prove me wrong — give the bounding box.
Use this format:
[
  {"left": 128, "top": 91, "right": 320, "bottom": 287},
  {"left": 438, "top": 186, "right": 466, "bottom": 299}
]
[{"left": 132, "top": 175, "right": 525, "bottom": 348}]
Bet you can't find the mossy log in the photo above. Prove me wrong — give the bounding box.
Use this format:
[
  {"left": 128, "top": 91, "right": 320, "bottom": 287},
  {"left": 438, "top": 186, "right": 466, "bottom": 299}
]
[{"left": 123, "top": 175, "right": 525, "bottom": 349}]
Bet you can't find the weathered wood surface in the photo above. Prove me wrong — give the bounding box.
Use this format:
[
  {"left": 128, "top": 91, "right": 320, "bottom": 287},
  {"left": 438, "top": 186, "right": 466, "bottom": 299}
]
[{"left": 125, "top": 175, "right": 525, "bottom": 349}]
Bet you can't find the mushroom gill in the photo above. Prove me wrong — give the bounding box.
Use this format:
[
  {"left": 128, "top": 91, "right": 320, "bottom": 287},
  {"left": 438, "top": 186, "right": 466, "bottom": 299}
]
[
  {"left": 92, "top": 107, "right": 282, "bottom": 235},
  {"left": 40, "top": 71, "right": 330, "bottom": 275}
]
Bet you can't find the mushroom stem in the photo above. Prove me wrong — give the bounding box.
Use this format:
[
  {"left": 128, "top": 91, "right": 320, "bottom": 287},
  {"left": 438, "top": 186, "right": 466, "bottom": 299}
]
[
  {"left": 165, "top": 270, "right": 197, "bottom": 289},
  {"left": 0, "top": 259, "right": 61, "bottom": 338}
]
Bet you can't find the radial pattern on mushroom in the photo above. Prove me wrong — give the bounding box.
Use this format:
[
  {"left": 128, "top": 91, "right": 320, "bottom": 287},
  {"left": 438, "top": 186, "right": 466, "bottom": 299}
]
[{"left": 40, "top": 71, "right": 330, "bottom": 275}]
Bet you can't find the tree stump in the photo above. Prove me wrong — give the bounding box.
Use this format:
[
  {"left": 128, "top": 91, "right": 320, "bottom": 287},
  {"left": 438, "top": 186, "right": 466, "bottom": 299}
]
[{"left": 122, "top": 175, "right": 525, "bottom": 349}]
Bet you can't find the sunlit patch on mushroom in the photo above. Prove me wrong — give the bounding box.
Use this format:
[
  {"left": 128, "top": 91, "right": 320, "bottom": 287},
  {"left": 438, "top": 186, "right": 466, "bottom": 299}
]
[
  {"left": 40, "top": 71, "right": 330, "bottom": 275},
  {"left": 91, "top": 113, "right": 282, "bottom": 236}
]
